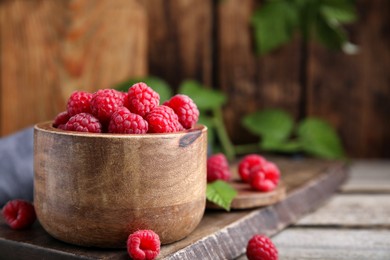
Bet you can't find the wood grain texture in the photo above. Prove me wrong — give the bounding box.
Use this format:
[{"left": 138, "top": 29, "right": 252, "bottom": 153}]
[
  {"left": 217, "top": 0, "right": 302, "bottom": 144},
  {"left": 306, "top": 0, "right": 390, "bottom": 158},
  {"left": 0, "top": 158, "right": 348, "bottom": 259},
  {"left": 272, "top": 228, "right": 390, "bottom": 260},
  {"left": 34, "top": 122, "right": 207, "bottom": 247},
  {"left": 341, "top": 160, "right": 390, "bottom": 193},
  {"left": 143, "top": 0, "right": 213, "bottom": 88},
  {"left": 0, "top": 0, "right": 147, "bottom": 136},
  {"left": 297, "top": 194, "right": 390, "bottom": 227}
]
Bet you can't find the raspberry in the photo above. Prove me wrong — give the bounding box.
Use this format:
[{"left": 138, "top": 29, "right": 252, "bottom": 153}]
[
  {"left": 127, "top": 82, "right": 160, "bottom": 117},
  {"left": 207, "top": 153, "right": 231, "bottom": 182},
  {"left": 246, "top": 234, "right": 278, "bottom": 260},
  {"left": 65, "top": 113, "right": 102, "bottom": 133},
  {"left": 53, "top": 111, "right": 70, "bottom": 129},
  {"left": 2, "top": 200, "right": 36, "bottom": 230},
  {"left": 238, "top": 154, "right": 266, "bottom": 183},
  {"left": 127, "top": 230, "right": 161, "bottom": 260},
  {"left": 90, "top": 89, "right": 124, "bottom": 124},
  {"left": 145, "top": 105, "right": 183, "bottom": 133},
  {"left": 108, "top": 107, "right": 148, "bottom": 134},
  {"left": 163, "top": 94, "right": 199, "bottom": 129},
  {"left": 249, "top": 161, "right": 280, "bottom": 192},
  {"left": 66, "top": 91, "right": 93, "bottom": 116}
]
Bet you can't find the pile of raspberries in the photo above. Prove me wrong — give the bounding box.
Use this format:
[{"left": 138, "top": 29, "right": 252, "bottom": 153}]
[{"left": 53, "top": 82, "right": 199, "bottom": 134}]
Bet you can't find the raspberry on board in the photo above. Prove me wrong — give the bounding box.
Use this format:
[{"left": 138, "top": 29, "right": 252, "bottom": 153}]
[
  {"left": 53, "top": 111, "right": 70, "bottom": 129},
  {"left": 65, "top": 113, "right": 102, "bottom": 133},
  {"left": 163, "top": 94, "right": 199, "bottom": 129},
  {"left": 66, "top": 91, "right": 93, "bottom": 117},
  {"left": 145, "top": 105, "right": 183, "bottom": 133},
  {"left": 127, "top": 230, "right": 161, "bottom": 260},
  {"left": 249, "top": 161, "right": 280, "bottom": 192},
  {"left": 108, "top": 107, "right": 148, "bottom": 134},
  {"left": 127, "top": 82, "right": 160, "bottom": 117},
  {"left": 207, "top": 153, "right": 231, "bottom": 182},
  {"left": 246, "top": 234, "right": 278, "bottom": 260},
  {"left": 90, "top": 89, "right": 124, "bottom": 124},
  {"left": 2, "top": 199, "right": 36, "bottom": 230},
  {"left": 238, "top": 154, "right": 267, "bottom": 183}
]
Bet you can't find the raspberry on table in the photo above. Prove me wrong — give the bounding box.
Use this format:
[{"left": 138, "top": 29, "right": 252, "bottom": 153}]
[
  {"left": 2, "top": 199, "right": 36, "bottom": 230},
  {"left": 163, "top": 94, "right": 199, "bottom": 129},
  {"left": 127, "top": 230, "right": 161, "bottom": 260},
  {"left": 238, "top": 154, "right": 267, "bottom": 183},
  {"left": 127, "top": 82, "right": 160, "bottom": 117},
  {"left": 207, "top": 153, "right": 231, "bottom": 182},
  {"left": 66, "top": 90, "right": 93, "bottom": 117},
  {"left": 65, "top": 113, "right": 102, "bottom": 133},
  {"left": 53, "top": 111, "right": 70, "bottom": 129},
  {"left": 249, "top": 161, "right": 280, "bottom": 192},
  {"left": 145, "top": 105, "right": 183, "bottom": 133},
  {"left": 108, "top": 107, "right": 148, "bottom": 134},
  {"left": 246, "top": 234, "right": 278, "bottom": 260},
  {"left": 90, "top": 89, "right": 124, "bottom": 124}
]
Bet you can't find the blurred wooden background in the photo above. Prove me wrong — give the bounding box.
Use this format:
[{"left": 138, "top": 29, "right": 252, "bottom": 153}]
[{"left": 0, "top": 0, "right": 389, "bottom": 158}]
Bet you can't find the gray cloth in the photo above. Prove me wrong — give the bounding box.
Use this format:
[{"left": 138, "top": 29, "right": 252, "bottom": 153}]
[{"left": 0, "top": 127, "right": 34, "bottom": 207}]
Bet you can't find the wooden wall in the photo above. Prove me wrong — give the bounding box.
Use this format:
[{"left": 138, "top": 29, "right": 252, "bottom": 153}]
[{"left": 1, "top": 0, "right": 389, "bottom": 158}]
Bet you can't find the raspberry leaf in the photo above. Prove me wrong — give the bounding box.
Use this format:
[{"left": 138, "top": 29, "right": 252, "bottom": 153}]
[
  {"left": 242, "top": 109, "right": 294, "bottom": 144},
  {"left": 206, "top": 180, "right": 237, "bottom": 211},
  {"left": 297, "top": 118, "right": 345, "bottom": 159},
  {"left": 179, "top": 80, "right": 227, "bottom": 110}
]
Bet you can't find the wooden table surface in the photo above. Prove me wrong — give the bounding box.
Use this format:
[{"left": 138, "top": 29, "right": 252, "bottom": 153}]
[
  {"left": 2, "top": 159, "right": 389, "bottom": 259},
  {"left": 238, "top": 160, "right": 390, "bottom": 260}
]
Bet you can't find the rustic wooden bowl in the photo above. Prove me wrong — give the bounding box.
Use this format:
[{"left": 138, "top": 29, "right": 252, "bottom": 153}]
[{"left": 34, "top": 122, "right": 207, "bottom": 248}]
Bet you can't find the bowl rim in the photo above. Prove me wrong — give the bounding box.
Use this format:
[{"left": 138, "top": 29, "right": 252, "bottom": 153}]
[{"left": 34, "top": 121, "right": 207, "bottom": 139}]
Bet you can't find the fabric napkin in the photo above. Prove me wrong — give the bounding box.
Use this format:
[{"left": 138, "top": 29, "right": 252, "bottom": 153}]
[{"left": 0, "top": 127, "right": 34, "bottom": 207}]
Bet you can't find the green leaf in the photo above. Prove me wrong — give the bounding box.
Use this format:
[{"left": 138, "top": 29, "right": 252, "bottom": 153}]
[
  {"left": 321, "top": 0, "right": 357, "bottom": 23},
  {"left": 179, "top": 80, "right": 227, "bottom": 110},
  {"left": 261, "top": 139, "right": 302, "bottom": 153},
  {"left": 297, "top": 118, "right": 345, "bottom": 159},
  {"left": 198, "top": 115, "right": 215, "bottom": 148},
  {"left": 251, "top": 1, "right": 299, "bottom": 54},
  {"left": 206, "top": 180, "right": 237, "bottom": 211},
  {"left": 113, "top": 76, "right": 173, "bottom": 103},
  {"left": 315, "top": 13, "right": 348, "bottom": 50},
  {"left": 242, "top": 109, "right": 294, "bottom": 142}
]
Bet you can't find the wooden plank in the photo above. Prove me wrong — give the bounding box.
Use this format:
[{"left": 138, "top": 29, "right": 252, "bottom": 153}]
[
  {"left": 297, "top": 194, "right": 390, "bottom": 227},
  {"left": 143, "top": 0, "right": 213, "bottom": 88},
  {"left": 0, "top": 159, "right": 348, "bottom": 259},
  {"left": 341, "top": 160, "right": 390, "bottom": 193},
  {"left": 217, "top": 0, "right": 302, "bottom": 144},
  {"left": 272, "top": 228, "right": 390, "bottom": 260},
  {"left": 306, "top": 0, "right": 390, "bottom": 158},
  {"left": 0, "top": 0, "right": 147, "bottom": 136}
]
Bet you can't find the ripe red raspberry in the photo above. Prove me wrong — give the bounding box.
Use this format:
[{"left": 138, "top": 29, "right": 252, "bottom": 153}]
[
  {"left": 127, "top": 230, "right": 161, "bottom": 260},
  {"left": 108, "top": 107, "right": 148, "bottom": 134},
  {"left": 246, "top": 234, "right": 278, "bottom": 260},
  {"left": 163, "top": 94, "right": 199, "bottom": 129},
  {"left": 127, "top": 82, "right": 160, "bottom": 117},
  {"left": 249, "top": 161, "right": 280, "bottom": 192},
  {"left": 90, "top": 89, "right": 124, "bottom": 124},
  {"left": 207, "top": 153, "right": 231, "bottom": 182},
  {"left": 53, "top": 111, "right": 70, "bottom": 129},
  {"left": 66, "top": 90, "right": 93, "bottom": 116},
  {"left": 238, "top": 154, "right": 267, "bottom": 183},
  {"left": 2, "top": 200, "right": 36, "bottom": 230},
  {"left": 145, "top": 105, "right": 183, "bottom": 133},
  {"left": 65, "top": 113, "right": 102, "bottom": 133}
]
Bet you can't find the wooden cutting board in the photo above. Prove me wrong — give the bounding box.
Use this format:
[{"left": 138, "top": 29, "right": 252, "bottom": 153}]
[{"left": 207, "top": 180, "right": 286, "bottom": 210}]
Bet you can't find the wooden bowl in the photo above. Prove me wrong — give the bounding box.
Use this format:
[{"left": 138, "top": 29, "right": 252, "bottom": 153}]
[{"left": 34, "top": 122, "right": 207, "bottom": 248}]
